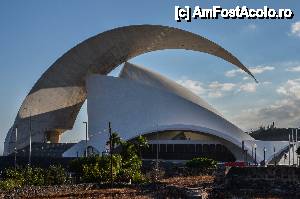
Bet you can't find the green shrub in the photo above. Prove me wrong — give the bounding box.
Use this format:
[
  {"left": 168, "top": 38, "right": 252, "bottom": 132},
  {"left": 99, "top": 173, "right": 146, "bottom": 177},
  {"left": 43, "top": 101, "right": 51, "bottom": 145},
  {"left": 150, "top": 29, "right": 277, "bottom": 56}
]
[
  {"left": 0, "top": 166, "right": 45, "bottom": 190},
  {"left": 23, "top": 166, "right": 45, "bottom": 186},
  {"left": 186, "top": 157, "right": 217, "bottom": 170},
  {"left": 4, "top": 167, "right": 45, "bottom": 186},
  {"left": 70, "top": 155, "right": 101, "bottom": 173},
  {"left": 82, "top": 162, "right": 101, "bottom": 183},
  {"left": 44, "top": 165, "right": 68, "bottom": 185},
  {"left": 0, "top": 165, "right": 68, "bottom": 190},
  {"left": 69, "top": 132, "right": 149, "bottom": 184},
  {"left": 118, "top": 154, "right": 143, "bottom": 183},
  {"left": 4, "top": 168, "right": 25, "bottom": 186},
  {"left": 75, "top": 154, "right": 122, "bottom": 183},
  {"left": 0, "top": 179, "right": 22, "bottom": 191},
  {"left": 98, "top": 154, "right": 122, "bottom": 182}
]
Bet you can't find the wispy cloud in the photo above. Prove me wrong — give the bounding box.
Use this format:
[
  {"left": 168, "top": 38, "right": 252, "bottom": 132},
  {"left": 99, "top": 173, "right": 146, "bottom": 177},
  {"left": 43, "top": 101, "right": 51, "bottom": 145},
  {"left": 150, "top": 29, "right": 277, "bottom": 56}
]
[
  {"left": 176, "top": 79, "right": 206, "bottom": 95},
  {"left": 232, "top": 99, "right": 300, "bottom": 130},
  {"left": 232, "top": 78, "right": 300, "bottom": 130},
  {"left": 239, "top": 83, "right": 257, "bottom": 93},
  {"left": 290, "top": 21, "right": 300, "bottom": 37},
  {"left": 250, "top": 66, "right": 274, "bottom": 74},
  {"left": 277, "top": 78, "right": 300, "bottom": 99},
  {"left": 177, "top": 79, "right": 236, "bottom": 98},
  {"left": 208, "top": 81, "right": 235, "bottom": 91},
  {"left": 206, "top": 81, "right": 236, "bottom": 98},
  {"left": 286, "top": 66, "right": 300, "bottom": 72},
  {"left": 225, "top": 65, "right": 274, "bottom": 77},
  {"left": 225, "top": 70, "right": 239, "bottom": 77},
  {"left": 208, "top": 91, "right": 223, "bottom": 98},
  {"left": 177, "top": 78, "right": 266, "bottom": 99}
]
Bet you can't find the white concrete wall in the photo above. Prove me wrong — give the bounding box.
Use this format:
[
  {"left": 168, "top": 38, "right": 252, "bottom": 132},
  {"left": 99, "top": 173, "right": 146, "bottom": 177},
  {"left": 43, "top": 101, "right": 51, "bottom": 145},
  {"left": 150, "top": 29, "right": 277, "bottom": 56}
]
[
  {"left": 63, "top": 74, "right": 289, "bottom": 163},
  {"left": 63, "top": 75, "right": 255, "bottom": 159}
]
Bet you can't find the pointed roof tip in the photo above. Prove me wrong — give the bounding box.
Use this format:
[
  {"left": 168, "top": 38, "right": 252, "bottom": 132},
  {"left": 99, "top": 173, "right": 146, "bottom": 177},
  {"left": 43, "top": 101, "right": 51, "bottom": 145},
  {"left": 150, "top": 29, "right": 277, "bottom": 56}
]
[
  {"left": 122, "top": 61, "right": 139, "bottom": 70},
  {"left": 251, "top": 74, "right": 259, "bottom": 83},
  {"left": 120, "top": 62, "right": 134, "bottom": 75},
  {"left": 119, "top": 62, "right": 144, "bottom": 77},
  {"left": 124, "top": 61, "right": 131, "bottom": 65}
]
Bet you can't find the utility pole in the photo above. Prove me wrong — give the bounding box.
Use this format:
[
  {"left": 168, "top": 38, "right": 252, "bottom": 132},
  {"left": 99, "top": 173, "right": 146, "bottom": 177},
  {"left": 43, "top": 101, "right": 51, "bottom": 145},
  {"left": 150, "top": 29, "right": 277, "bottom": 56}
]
[
  {"left": 251, "top": 144, "right": 254, "bottom": 161},
  {"left": 245, "top": 150, "right": 248, "bottom": 164},
  {"left": 252, "top": 143, "right": 257, "bottom": 166},
  {"left": 14, "top": 127, "right": 18, "bottom": 169},
  {"left": 29, "top": 112, "right": 32, "bottom": 167},
  {"left": 109, "top": 122, "right": 113, "bottom": 188},
  {"left": 297, "top": 129, "right": 298, "bottom": 166},
  {"left": 242, "top": 141, "right": 245, "bottom": 162},
  {"left": 289, "top": 134, "right": 291, "bottom": 166},
  {"left": 156, "top": 129, "right": 159, "bottom": 181},
  {"left": 254, "top": 146, "right": 257, "bottom": 165},
  {"left": 83, "top": 122, "right": 88, "bottom": 157},
  {"left": 293, "top": 129, "right": 295, "bottom": 166},
  {"left": 263, "top": 147, "right": 266, "bottom": 167},
  {"left": 273, "top": 146, "right": 276, "bottom": 166}
]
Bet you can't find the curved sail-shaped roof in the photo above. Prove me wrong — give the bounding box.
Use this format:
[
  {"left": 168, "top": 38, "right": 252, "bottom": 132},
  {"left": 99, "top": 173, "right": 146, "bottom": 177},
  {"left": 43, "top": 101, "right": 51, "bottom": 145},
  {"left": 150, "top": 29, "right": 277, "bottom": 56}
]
[
  {"left": 120, "top": 62, "right": 222, "bottom": 116},
  {"left": 64, "top": 63, "right": 288, "bottom": 164},
  {"left": 119, "top": 62, "right": 254, "bottom": 142},
  {"left": 64, "top": 64, "right": 254, "bottom": 158}
]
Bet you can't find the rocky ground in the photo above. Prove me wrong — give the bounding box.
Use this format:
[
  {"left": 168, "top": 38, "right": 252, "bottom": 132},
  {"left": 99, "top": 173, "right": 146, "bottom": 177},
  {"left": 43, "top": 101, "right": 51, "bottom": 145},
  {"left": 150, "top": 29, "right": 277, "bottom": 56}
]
[
  {"left": 0, "top": 175, "right": 296, "bottom": 198},
  {"left": 0, "top": 184, "right": 151, "bottom": 199},
  {"left": 0, "top": 176, "right": 217, "bottom": 199},
  {"left": 160, "top": 175, "right": 215, "bottom": 188}
]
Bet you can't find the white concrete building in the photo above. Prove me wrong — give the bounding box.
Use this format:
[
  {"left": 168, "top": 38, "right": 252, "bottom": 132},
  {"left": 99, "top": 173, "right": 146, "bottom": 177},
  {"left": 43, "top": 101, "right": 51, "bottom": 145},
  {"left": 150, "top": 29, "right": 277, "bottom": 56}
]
[
  {"left": 63, "top": 63, "right": 289, "bottom": 164},
  {"left": 4, "top": 25, "right": 289, "bottom": 164},
  {"left": 4, "top": 25, "right": 256, "bottom": 155}
]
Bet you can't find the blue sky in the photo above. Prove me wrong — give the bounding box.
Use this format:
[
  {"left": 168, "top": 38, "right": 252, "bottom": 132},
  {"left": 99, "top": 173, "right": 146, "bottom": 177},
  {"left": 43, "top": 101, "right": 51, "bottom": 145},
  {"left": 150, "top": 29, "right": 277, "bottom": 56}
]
[{"left": 0, "top": 1, "right": 300, "bottom": 154}]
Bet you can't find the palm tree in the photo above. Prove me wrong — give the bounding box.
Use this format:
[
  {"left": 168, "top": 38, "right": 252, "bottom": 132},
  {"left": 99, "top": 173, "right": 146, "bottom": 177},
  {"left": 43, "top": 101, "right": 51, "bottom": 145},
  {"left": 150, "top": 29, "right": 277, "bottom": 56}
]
[
  {"left": 106, "top": 132, "right": 122, "bottom": 152},
  {"left": 133, "top": 135, "right": 149, "bottom": 158},
  {"left": 120, "top": 141, "right": 136, "bottom": 161}
]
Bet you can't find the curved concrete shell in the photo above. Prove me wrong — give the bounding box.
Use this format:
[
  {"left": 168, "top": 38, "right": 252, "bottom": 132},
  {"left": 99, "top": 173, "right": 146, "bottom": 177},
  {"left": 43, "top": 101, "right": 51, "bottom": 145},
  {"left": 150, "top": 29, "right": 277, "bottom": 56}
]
[
  {"left": 63, "top": 63, "right": 288, "bottom": 163},
  {"left": 4, "top": 25, "right": 256, "bottom": 155},
  {"left": 120, "top": 62, "right": 222, "bottom": 116},
  {"left": 64, "top": 63, "right": 253, "bottom": 158}
]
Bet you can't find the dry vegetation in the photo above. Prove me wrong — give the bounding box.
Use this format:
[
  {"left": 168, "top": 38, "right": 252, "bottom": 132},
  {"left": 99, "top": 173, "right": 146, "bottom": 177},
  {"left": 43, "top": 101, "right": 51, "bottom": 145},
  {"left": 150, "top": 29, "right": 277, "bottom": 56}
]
[
  {"left": 0, "top": 176, "right": 217, "bottom": 199},
  {"left": 160, "top": 175, "right": 215, "bottom": 188},
  {"left": 0, "top": 184, "right": 151, "bottom": 199}
]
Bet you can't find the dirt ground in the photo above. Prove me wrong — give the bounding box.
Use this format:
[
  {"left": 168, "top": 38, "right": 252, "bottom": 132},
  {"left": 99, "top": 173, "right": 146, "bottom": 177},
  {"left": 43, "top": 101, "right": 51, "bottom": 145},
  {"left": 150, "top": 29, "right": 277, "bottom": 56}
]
[
  {"left": 1, "top": 186, "right": 151, "bottom": 199},
  {"left": 159, "top": 175, "right": 215, "bottom": 188},
  {"left": 30, "top": 188, "right": 150, "bottom": 199},
  {"left": 0, "top": 176, "right": 216, "bottom": 199}
]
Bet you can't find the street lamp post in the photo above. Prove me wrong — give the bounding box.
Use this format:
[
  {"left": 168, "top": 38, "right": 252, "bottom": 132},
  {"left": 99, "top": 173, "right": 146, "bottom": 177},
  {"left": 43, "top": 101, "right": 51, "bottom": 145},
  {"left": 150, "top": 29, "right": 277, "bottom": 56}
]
[
  {"left": 297, "top": 128, "right": 298, "bottom": 166},
  {"left": 251, "top": 145, "right": 253, "bottom": 160},
  {"left": 29, "top": 111, "right": 32, "bottom": 166},
  {"left": 273, "top": 146, "right": 276, "bottom": 166},
  {"left": 23, "top": 107, "right": 32, "bottom": 166},
  {"left": 245, "top": 150, "right": 248, "bottom": 164},
  {"left": 108, "top": 122, "right": 113, "bottom": 188},
  {"left": 264, "top": 147, "right": 266, "bottom": 164},
  {"left": 14, "top": 127, "right": 18, "bottom": 169},
  {"left": 289, "top": 134, "right": 291, "bottom": 166},
  {"left": 292, "top": 129, "right": 295, "bottom": 166},
  {"left": 242, "top": 141, "right": 245, "bottom": 162},
  {"left": 254, "top": 144, "right": 257, "bottom": 165},
  {"left": 83, "top": 122, "right": 88, "bottom": 157}
]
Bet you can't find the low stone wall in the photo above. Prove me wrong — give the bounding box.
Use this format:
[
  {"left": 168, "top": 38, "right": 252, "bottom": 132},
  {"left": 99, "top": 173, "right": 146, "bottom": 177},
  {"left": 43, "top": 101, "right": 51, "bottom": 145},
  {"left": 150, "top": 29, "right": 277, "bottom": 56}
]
[
  {"left": 225, "top": 166, "right": 300, "bottom": 197},
  {"left": 0, "top": 156, "right": 76, "bottom": 171}
]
